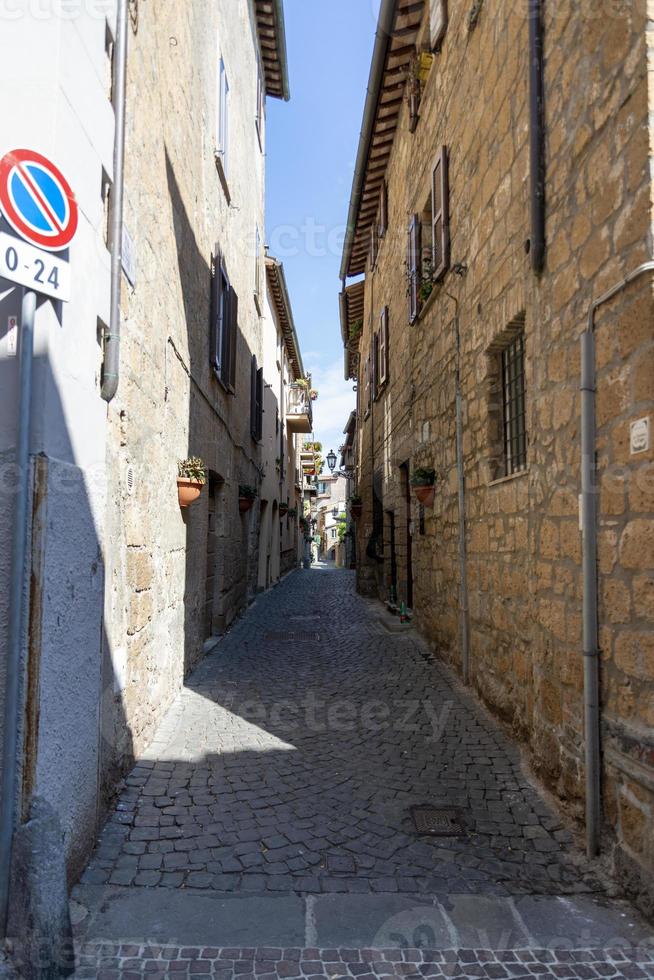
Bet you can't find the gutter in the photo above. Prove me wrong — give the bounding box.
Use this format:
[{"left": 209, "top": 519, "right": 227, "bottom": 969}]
[
  {"left": 339, "top": 0, "right": 396, "bottom": 280},
  {"left": 101, "top": 0, "right": 129, "bottom": 403},
  {"left": 580, "top": 260, "right": 654, "bottom": 858},
  {"left": 274, "top": 0, "right": 291, "bottom": 101},
  {"left": 528, "top": 0, "right": 545, "bottom": 273}
]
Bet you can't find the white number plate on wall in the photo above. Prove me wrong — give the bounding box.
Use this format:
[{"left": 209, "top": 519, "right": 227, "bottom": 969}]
[{"left": 0, "top": 232, "right": 71, "bottom": 302}]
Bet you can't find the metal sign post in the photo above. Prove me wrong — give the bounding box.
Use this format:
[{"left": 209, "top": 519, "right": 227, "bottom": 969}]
[{"left": 0, "top": 288, "right": 36, "bottom": 936}]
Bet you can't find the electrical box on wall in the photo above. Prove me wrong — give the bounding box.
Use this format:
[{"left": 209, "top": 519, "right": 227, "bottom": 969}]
[{"left": 630, "top": 417, "right": 650, "bottom": 455}]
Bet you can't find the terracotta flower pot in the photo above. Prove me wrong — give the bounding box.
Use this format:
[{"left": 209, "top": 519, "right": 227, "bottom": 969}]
[
  {"left": 350, "top": 503, "right": 363, "bottom": 520},
  {"left": 279, "top": 505, "right": 288, "bottom": 517},
  {"left": 177, "top": 478, "right": 204, "bottom": 508},
  {"left": 239, "top": 497, "right": 254, "bottom": 513},
  {"left": 413, "top": 485, "right": 435, "bottom": 507}
]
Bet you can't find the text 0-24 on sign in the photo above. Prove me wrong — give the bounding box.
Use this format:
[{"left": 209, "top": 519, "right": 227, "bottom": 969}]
[{"left": 0, "top": 232, "right": 71, "bottom": 302}]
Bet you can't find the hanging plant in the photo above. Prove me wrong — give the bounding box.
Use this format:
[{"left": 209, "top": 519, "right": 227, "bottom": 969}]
[
  {"left": 410, "top": 467, "right": 436, "bottom": 507},
  {"left": 238, "top": 484, "right": 257, "bottom": 513},
  {"left": 177, "top": 457, "right": 206, "bottom": 508}
]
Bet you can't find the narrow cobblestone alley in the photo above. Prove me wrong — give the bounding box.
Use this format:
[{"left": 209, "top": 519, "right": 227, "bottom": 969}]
[{"left": 70, "top": 568, "right": 653, "bottom": 978}]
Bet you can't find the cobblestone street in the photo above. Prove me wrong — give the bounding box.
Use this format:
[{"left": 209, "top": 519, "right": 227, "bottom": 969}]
[{"left": 71, "top": 567, "right": 653, "bottom": 978}]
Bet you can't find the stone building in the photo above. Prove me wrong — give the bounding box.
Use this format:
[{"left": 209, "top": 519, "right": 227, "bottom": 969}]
[
  {"left": 257, "top": 255, "right": 309, "bottom": 590},
  {"left": 315, "top": 473, "right": 348, "bottom": 561},
  {"left": 339, "top": 0, "right": 654, "bottom": 913},
  {"left": 101, "top": 0, "right": 291, "bottom": 796}
]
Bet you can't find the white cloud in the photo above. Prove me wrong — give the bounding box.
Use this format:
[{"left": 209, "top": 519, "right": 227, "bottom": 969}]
[{"left": 306, "top": 356, "right": 356, "bottom": 455}]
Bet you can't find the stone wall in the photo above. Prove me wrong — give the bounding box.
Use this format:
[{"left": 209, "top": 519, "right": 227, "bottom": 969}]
[
  {"left": 102, "top": 0, "right": 268, "bottom": 792},
  {"left": 353, "top": 0, "right": 654, "bottom": 913}
]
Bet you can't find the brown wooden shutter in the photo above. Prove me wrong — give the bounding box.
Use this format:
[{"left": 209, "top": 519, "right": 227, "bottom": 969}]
[
  {"left": 408, "top": 215, "right": 421, "bottom": 323},
  {"left": 372, "top": 332, "right": 379, "bottom": 400},
  {"left": 210, "top": 245, "right": 223, "bottom": 373},
  {"left": 256, "top": 366, "right": 264, "bottom": 441},
  {"left": 379, "top": 306, "right": 389, "bottom": 386},
  {"left": 431, "top": 146, "right": 450, "bottom": 281},
  {"left": 228, "top": 286, "right": 238, "bottom": 390},
  {"left": 379, "top": 182, "right": 388, "bottom": 238},
  {"left": 430, "top": 0, "right": 448, "bottom": 49},
  {"left": 370, "top": 223, "right": 378, "bottom": 269},
  {"left": 250, "top": 355, "right": 257, "bottom": 438}
]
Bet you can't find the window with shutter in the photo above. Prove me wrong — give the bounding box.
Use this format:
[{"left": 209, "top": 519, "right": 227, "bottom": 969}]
[
  {"left": 217, "top": 56, "right": 230, "bottom": 175},
  {"left": 250, "top": 355, "right": 258, "bottom": 439},
  {"left": 372, "top": 332, "right": 379, "bottom": 401},
  {"left": 228, "top": 286, "right": 238, "bottom": 390},
  {"left": 256, "top": 366, "right": 264, "bottom": 441},
  {"left": 210, "top": 246, "right": 229, "bottom": 378},
  {"left": 255, "top": 55, "right": 264, "bottom": 151},
  {"left": 364, "top": 353, "right": 371, "bottom": 415},
  {"left": 407, "top": 215, "right": 421, "bottom": 324},
  {"left": 378, "top": 182, "right": 388, "bottom": 238},
  {"left": 379, "top": 306, "right": 389, "bottom": 387},
  {"left": 431, "top": 147, "right": 450, "bottom": 281},
  {"left": 370, "top": 223, "right": 378, "bottom": 270},
  {"left": 254, "top": 226, "right": 261, "bottom": 311},
  {"left": 430, "top": 0, "right": 448, "bottom": 49}
]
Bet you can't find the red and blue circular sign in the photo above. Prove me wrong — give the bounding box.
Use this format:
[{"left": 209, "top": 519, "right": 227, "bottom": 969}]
[{"left": 0, "top": 148, "right": 78, "bottom": 252}]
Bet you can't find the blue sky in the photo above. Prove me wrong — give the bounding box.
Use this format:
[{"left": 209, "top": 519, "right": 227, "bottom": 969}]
[{"left": 266, "top": 0, "right": 380, "bottom": 458}]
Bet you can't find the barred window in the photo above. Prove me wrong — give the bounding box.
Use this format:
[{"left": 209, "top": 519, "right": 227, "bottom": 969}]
[{"left": 501, "top": 333, "right": 527, "bottom": 475}]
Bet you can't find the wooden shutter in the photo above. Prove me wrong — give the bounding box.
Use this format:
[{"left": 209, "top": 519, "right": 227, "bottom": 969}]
[
  {"left": 210, "top": 246, "right": 226, "bottom": 375},
  {"left": 430, "top": 0, "right": 448, "bottom": 49},
  {"left": 370, "top": 223, "right": 378, "bottom": 269},
  {"left": 431, "top": 146, "right": 450, "bottom": 281},
  {"left": 372, "top": 332, "right": 379, "bottom": 400},
  {"left": 228, "top": 286, "right": 238, "bottom": 390},
  {"left": 256, "top": 366, "right": 264, "bottom": 441},
  {"left": 408, "top": 215, "right": 421, "bottom": 323},
  {"left": 379, "top": 306, "right": 389, "bottom": 386},
  {"left": 364, "top": 353, "right": 371, "bottom": 413},
  {"left": 250, "top": 355, "right": 258, "bottom": 438},
  {"left": 378, "top": 182, "right": 388, "bottom": 238}
]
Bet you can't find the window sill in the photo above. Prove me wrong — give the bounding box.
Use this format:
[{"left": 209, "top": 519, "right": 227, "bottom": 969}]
[
  {"left": 488, "top": 466, "right": 529, "bottom": 488},
  {"left": 212, "top": 366, "right": 234, "bottom": 395},
  {"left": 214, "top": 153, "right": 231, "bottom": 204},
  {"left": 254, "top": 292, "right": 262, "bottom": 317},
  {"left": 415, "top": 283, "right": 439, "bottom": 323}
]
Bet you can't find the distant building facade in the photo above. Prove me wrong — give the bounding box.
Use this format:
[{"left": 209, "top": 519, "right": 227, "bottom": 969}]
[{"left": 340, "top": 0, "right": 654, "bottom": 913}]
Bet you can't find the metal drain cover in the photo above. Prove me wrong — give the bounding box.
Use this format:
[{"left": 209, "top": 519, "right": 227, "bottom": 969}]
[
  {"left": 410, "top": 806, "right": 465, "bottom": 836},
  {"left": 264, "top": 631, "right": 321, "bottom": 642}
]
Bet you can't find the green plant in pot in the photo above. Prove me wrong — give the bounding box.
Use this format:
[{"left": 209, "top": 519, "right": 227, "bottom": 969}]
[
  {"left": 349, "top": 493, "right": 363, "bottom": 520},
  {"left": 238, "top": 484, "right": 257, "bottom": 513},
  {"left": 279, "top": 500, "right": 289, "bottom": 517},
  {"left": 410, "top": 467, "right": 436, "bottom": 506},
  {"left": 177, "top": 457, "right": 206, "bottom": 508}
]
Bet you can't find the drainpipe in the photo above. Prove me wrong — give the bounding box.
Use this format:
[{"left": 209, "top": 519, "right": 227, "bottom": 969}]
[
  {"left": 0, "top": 289, "right": 37, "bottom": 937},
  {"left": 101, "top": 0, "right": 129, "bottom": 403},
  {"left": 528, "top": 0, "right": 545, "bottom": 274},
  {"left": 445, "top": 291, "right": 470, "bottom": 685},
  {"left": 580, "top": 260, "right": 654, "bottom": 858}
]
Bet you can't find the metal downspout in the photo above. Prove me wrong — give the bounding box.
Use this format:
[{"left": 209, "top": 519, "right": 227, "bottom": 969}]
[
  {"left": 0, "top": 289, "right": 37, "bottom": 937},
  {"left": 528, "top": 0, "right": 545, "bottom": 273},
  {"left": 101, "top": 0, "right": 129, "bottom": 403},
  {"left": 580, "top": 260, "right": 654, "bottom": 858}
]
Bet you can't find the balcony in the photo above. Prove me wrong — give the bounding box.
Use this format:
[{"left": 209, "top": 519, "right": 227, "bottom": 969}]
[{"left": 286, "top": 385, "right": 313, "bottom": 434}]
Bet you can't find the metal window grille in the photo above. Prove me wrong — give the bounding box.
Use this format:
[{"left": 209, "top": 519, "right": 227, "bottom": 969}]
[{"left": 501, "top": 333, "right": 527, "bottom": 475}]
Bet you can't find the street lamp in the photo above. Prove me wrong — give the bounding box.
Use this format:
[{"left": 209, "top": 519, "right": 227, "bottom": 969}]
[
  {"left": 332, "top": 506, "right": 338, "bottom": 518},
  {"left": 326, "top": 449, "right": 337, "bottom": 472}
]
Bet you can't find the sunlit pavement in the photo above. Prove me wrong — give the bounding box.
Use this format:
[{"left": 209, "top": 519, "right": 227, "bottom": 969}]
[{"left": 68, "top": 567, "right": 653, "bottom": 978}]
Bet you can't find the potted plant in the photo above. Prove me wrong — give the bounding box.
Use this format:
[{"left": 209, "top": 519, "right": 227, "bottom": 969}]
[
  {"left": 310, "top": 389, "right": 319, "bottom": 401},
  {"left": 177, "top": 457, "right": 206, "bottom": 508},
  {"left": 287, "top": 507, "right": 297, "bottom": 519},
  {"left": 410, "top": 467, "right": 436, "bottom": 506},
  {"left": 279, "top": 501, "right": 289, "bottom": 517},
  {"left": 349, "top": 494, "right": 363, "bottom": 520},
  {"left": 238, "top": 484, "right": 257, "bottom": 513}
]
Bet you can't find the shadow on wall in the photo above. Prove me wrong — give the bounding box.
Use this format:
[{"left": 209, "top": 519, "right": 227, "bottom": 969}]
[
  {"left": 164, "top": 147, "right": 262, "bottom": 668},
  {"left": 0, "top": 322, "right": 134, "bottom": 889}
]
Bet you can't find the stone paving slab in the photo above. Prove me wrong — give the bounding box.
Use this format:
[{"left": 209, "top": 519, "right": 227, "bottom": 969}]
[
  {"left": 80, "top": 568, "right": 607, "bottom": 900},
  {"left": 73, "top": 888, "right": 653, "bottom": 951}
]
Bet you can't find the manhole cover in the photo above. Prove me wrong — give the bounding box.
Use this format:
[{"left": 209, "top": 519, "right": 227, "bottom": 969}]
[
  {"left": 264, "top": 631, "right": 321, "bottom": 642},
  {"left": 410, "top": 806, "right": 465, "bottom": 836}
]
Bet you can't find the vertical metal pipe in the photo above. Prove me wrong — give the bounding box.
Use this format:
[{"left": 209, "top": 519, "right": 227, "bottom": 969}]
[
  {"left": 580, "top": 328, "right": 600, "bottom": 857},
  {"left": 101, "top": 0, "right": 129, "bottom": 403},
  {"left": 580, "top": 261, "right": 654, "bottom": 858},
  {"left": 0, "top": 289, "right": 37, "bottom": 937},
  {"left": 456, "top": 380, "right": 470, "bottom": 686},
  {"left": 528, "top": 0, "right": 545, "bottom": 273}
]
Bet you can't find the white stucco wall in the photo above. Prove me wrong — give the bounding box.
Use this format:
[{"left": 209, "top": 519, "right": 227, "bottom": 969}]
[{"left": 0, "top": 5, "right": 115, "bottom": 877}]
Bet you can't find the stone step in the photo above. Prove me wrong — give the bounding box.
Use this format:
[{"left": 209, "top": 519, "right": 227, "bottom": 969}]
[{"left": 72, "top": 886, "right": 653, "bottom": 951}]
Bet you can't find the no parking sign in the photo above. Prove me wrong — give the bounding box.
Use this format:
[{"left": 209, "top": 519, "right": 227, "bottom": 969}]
[{"left": 0, "top": 148, "right": 77, "bottom": 301}]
